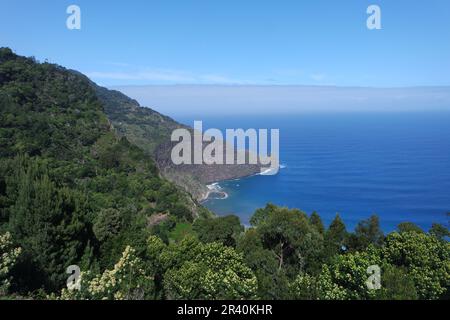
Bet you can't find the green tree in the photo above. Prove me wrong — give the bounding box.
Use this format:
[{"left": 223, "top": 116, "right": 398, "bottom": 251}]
[
  {"left": 317, "top": 248, "right": 382, "bottom": 300},
  {"left": 55, "top": 246, "right": 154, "bottom": 300},
  {"left": 375, "top": 264, "right": 418, "bottom": 300},
  {"left": 429, "top": 223, "right": 450, "bottom": 241},
  {"left": 148, "top": 236, "right": 257, "bottom": 300},
  {"left": 0, "top": 232, "right": 21, "bottom": 296},
  {"left": 250, "top": 205, "right": 324, "bottom": 275},
  {"left": 290, "top": 273, "right": 320, "bottom": 300},
  {"left": 8, "top": 163, "right": 91, "bottom": 292},
  {"left": 93, "top": 208, "right": 123, "bottom": 242},
  {"left": 249, "top": 203, "right": 278, "bottom": 227},
  {"left": 348, "top": 215, "right": 384, "bottom": 251},
  {"left": 397, "top": 222, "right": 424, "bottom": 234},
  {"left": 237, "top": 228, "right": 290, "bottom": 299},
  {"left": 310, "top": 212, "right": 325, "bottom": 235},
  {"left": 193, "top": 215, "right": 243, "bottom": 247},
  {"left": 381, "top": 232, "right": 450, "bottom": 299},
  {"left": 324, "top": 214, "right": 348, "bottom": 257}
]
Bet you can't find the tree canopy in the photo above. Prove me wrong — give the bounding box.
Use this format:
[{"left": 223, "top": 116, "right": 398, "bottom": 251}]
[{"left": 1, "top": 48, "right": 448, "bottom": 301}]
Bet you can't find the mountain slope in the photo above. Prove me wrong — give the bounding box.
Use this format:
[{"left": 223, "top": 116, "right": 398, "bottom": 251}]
[
  {"left": 0, "top": 47, "right": 208, "bottom": 292},
  {"left": 93, "top": 84, "right": 261, "bottom": 200}
]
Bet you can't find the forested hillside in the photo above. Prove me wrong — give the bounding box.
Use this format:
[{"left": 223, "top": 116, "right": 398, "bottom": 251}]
[
  {"left": 94, "top": 84, "right": 261, "bottom": 200},
  {"left": 0, "top": 48, "right": 448, "bottom": 300},
  {"left": 0, "top": 47, "right": 209, "bottom": 295}
]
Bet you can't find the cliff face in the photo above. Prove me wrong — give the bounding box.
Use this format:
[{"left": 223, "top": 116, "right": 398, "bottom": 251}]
[
  {"left": 94, "top": 85, "right": 261, "bottom": 200},
  {"left": 155, "top": 140, "right": 261, "bottom": 200}
]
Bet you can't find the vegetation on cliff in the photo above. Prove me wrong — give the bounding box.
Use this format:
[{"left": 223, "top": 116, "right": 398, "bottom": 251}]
[
  {"left": 94, "top": 83, "right": 260, "bottom": 200},
  {"left": 0, "top": 48, "right": 448, "bottom": 300}
]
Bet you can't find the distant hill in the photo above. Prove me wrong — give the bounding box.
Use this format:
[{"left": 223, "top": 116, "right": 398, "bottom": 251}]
[{"left": 93, "top": 84, "right": 261, "bottom": 200}]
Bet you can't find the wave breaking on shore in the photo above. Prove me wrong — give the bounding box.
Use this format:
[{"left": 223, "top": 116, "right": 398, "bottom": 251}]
[
  {"left": 203, "top": 182, "right": 229, "bottom": 202},
  {"left": 202, "top": 164, "right": 286, "bottom": 202}
]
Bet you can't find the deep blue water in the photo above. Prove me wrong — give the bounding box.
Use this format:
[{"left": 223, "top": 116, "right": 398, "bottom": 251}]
[{"left": 176, "top": 112, "right": 450, "bottom": 232}]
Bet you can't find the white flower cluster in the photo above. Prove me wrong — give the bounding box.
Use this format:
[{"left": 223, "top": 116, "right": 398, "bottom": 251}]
[{"left": 0, "top": 232, "right": 22, "bottom": 295}]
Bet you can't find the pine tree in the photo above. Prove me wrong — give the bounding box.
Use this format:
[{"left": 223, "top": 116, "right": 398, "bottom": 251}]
[
  {"left": 310, "top": 211, "right": 325, "bottom": 235},
  {"left": 8, "top": 160, "right": 91, "bottom": 292},
  {"left": 324, "top": 214, "right": 348, "bottom": 257}
]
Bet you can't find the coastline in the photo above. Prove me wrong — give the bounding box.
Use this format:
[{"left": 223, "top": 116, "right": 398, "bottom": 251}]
[
  {"left": 200, "top": 182, "right": 229, "bottom": 203},
  {"left": 200, "top": 165, "right": 286, "bottom": 203},
  {"left": 200, "top": 172, "right": 258, "bottom": 203}
]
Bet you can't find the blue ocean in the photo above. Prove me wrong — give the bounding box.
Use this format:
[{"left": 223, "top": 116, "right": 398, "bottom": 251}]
[{"left": 177, "top": 112, "right": 450, "bottom": 232}]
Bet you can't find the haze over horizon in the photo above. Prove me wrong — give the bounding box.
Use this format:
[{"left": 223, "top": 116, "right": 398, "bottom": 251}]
[
  {"left": 2, "top": 0, "right": 450, "bottom": 116},
  {"left": 113, "top": 85, "right": 450, "bottom": 117}
]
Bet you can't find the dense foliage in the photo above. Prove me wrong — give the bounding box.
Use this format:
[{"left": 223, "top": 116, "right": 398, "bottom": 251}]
[
  {"left": 0, "top": 48, "right": 448, "bottom": 300},
  {"left": 0, "top": 48, "right": 207, "bottom": 295}
]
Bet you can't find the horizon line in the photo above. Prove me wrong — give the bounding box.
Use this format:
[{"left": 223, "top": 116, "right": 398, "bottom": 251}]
[{"left": 110, "top": 84, "right": 450, "bottom": 90}]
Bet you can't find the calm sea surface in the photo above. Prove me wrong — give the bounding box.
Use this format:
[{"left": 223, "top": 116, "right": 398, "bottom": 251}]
[{"left": 177, "top": 112, "right": 450, "bottom": 232}]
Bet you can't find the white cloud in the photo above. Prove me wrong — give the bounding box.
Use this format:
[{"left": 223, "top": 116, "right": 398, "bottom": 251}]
[
  {"left": 102, "top": 62, "right": 132, "bottom": 67},
  {"left": 86, "top": 69, "right": 245, "bottom": 84},
  {"left": 310, "top": 73, "right": 327, "bottom": 81},
  {"left": 86, "top": 70, "right": 195, "bottom": 82}
]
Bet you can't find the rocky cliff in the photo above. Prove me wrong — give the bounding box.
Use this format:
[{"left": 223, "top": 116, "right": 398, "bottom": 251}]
[{"left": 94, "top": 85, "right": 261, "bottom": 200}]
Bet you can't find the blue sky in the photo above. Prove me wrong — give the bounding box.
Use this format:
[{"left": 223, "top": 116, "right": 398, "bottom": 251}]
[{"left": 1, "top": 0, "right": 450, "bottom": 87}]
